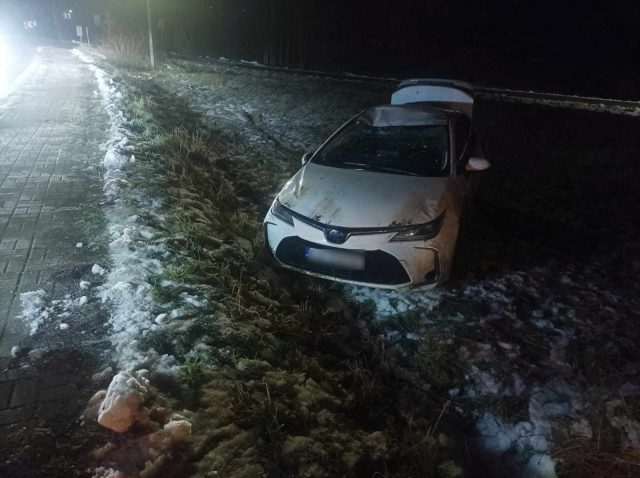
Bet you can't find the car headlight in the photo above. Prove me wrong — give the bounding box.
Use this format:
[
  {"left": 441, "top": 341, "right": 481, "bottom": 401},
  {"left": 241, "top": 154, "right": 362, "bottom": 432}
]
[
  {"left": 391, "top": 215, "right": 444, "bottom": 242},
  {"left": 271, "top": 199, "right": 294, "bottom": 225}
]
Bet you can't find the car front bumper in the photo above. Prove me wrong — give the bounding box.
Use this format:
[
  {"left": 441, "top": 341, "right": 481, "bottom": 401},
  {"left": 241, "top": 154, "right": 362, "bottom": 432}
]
[{"left": 263, "top": 210, "right": 446, "bottom": 290}]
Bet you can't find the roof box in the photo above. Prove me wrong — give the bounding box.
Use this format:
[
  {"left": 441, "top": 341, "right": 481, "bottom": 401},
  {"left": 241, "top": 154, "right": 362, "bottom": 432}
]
[{"left": 391, "top": 79, "right": 475, "bottom": 117}]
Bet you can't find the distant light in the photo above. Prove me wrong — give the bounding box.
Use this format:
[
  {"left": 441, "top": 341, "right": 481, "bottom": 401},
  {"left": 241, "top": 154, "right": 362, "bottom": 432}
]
[{"left": 0, "top": 36, "right": 14, "bottom": 97}]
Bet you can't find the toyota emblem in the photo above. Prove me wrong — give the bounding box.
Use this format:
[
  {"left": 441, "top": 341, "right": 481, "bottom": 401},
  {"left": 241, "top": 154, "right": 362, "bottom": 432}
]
[{"left": 326, "top": 228, "right": 346, "bottom": 244}]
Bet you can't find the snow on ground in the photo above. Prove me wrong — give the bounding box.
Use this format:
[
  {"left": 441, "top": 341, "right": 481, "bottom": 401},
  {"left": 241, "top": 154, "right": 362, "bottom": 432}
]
[
  {"left": 348, "top": 285, "right": 441, "bottom": 318},
  {"left": 482, "top": 91, "right": 640, "bottom": 117},
  {"left": 18, "top": 289, "right": 49, "bottom": 335},
  {"left": 73, "top": 49, "right": 176, "bottom": 374}
]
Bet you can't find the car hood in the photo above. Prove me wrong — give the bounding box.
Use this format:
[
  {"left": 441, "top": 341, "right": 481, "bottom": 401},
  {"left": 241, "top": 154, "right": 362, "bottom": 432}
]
[{"left": 277, "top": 163, "right": 451, "bottom": 228}]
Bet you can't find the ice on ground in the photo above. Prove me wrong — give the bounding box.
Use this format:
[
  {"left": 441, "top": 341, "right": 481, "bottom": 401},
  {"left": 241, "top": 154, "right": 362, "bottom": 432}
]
[{"left": 347, "top": 285, "right": 441, "bottom": 318}]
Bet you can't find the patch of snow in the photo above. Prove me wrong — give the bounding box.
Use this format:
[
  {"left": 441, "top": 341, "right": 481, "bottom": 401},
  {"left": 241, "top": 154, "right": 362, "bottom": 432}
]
[
  {"left": 606, "top": 399, "right": 640, "bottom": 447},
  {"left": 10, "top": 345, "right": 21, "bottom": 357},
  {"left": 180, "top": 292, "right": 206, "bottom": 308},
  {"left": 92, "top": 264, "right": 106, "bottom": 275},
  {"left": 59, "top": 323, "right": 69, "bottom": 330},
  {"left": 164, "top": 418, "right": 192, "bottom": 440},
  {"left": 18, "top": 289, "right": 49, "bottom": 335},
  {"left": 80, "top": 280, "right": 91, "bottom": 290},
  {"left": 76, "top": 242, "right": 83, "bottom": 248},
  {"left": 74, "top": 49, "right": 176, "bottom": 373},
  {"left": 98, "top": 370, "right": 149, "bottom": 433},
  {"left": 347, "top": 286, "right": 441, "bottom": 318}
]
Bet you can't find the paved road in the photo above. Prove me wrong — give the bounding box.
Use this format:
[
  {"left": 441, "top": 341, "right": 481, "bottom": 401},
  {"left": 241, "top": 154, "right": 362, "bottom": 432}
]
[{"left": 0, "top": 45, "right": 108, "bottom": 429}]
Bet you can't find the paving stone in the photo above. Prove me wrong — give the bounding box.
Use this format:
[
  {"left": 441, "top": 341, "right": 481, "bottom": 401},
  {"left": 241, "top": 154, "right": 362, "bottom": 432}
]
[
  {"left": 38, "top": 383, "right": 78, "bottom": 403},
  {"left": 0, "top": 366, "right": 38, "bottom": 382},
  {"left": 0, "top": 381, "right": 12, "bottom": 408},
  {"left": 0, "top": 406, "right": 32, "bottom": 426},
  {"left": 36, "top": 398, "right": 75, "bottom": 421},
  {"left": 10, "top": 378, "right": 38, "bottom": 407},
  {"left": 39, "top": 374, "right": 76, "bottom": 389}
]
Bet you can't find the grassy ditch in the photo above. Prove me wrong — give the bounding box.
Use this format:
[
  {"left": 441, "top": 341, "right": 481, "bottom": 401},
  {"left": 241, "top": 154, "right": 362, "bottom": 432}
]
[{"left": 107, "top": 72, "right": 469, "bottom": 477}]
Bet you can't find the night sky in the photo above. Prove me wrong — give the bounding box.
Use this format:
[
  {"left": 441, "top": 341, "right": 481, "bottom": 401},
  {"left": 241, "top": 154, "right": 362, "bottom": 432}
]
[{"left": 1, "top": 0, "right": 639, "bottom": 97}]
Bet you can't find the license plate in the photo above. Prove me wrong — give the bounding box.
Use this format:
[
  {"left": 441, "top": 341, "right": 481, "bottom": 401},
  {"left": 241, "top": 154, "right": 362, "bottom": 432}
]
[{"left": 305, "top": 247, "right": 365, "bottom": 270}]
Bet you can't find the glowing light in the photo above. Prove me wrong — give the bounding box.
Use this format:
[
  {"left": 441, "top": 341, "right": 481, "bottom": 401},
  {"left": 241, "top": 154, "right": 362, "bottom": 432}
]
[{"left": 0, "top": 36, "right": 12, "bottom": 97}]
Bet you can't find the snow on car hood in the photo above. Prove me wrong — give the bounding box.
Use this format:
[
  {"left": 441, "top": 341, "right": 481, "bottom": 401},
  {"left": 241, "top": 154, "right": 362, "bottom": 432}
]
[{"left": 278, "top": 163, "right": 450, "bottom": 228}]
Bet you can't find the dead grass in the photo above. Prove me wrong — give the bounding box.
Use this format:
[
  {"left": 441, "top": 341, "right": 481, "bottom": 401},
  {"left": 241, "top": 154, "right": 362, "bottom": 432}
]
[{"left": 100, "top": 29, "right": 149, "bottom": 69}]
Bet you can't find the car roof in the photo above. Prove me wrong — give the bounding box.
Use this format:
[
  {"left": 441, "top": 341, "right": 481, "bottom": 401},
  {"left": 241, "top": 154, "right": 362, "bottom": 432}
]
[{"left": 360, "top": 103, "right": 464, "bottom": 127}]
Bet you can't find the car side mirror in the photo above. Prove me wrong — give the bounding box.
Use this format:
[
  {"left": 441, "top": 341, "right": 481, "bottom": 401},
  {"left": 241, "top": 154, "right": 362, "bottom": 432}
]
[
  {"left": 465, "top": 157, "right": 491, "bottom": 172},
  {"left": 301, "top": 152, "right": 312, "bottom": 165}
]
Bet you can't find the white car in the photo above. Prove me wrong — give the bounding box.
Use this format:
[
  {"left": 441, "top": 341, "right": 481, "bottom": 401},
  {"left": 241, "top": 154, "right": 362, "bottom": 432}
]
[{"left": 264, "top": 79, "right": 490, "bottom": 289}]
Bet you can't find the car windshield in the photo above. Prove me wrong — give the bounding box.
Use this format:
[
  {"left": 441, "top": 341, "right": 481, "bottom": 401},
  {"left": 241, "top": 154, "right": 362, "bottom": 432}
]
[{"left": 313, "top": 118, "right": 450, "bottom": 177}]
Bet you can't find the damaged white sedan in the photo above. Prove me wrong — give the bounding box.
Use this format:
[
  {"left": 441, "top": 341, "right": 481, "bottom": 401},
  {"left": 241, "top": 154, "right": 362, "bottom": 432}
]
[{"left": 264, "top": 79, "right": 489, "bottom": 289}]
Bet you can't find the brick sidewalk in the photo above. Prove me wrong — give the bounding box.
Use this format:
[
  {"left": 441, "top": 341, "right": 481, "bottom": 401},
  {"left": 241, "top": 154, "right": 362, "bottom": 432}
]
[{"left": 0, "top": 46, "right": 108, "bottom": 429}]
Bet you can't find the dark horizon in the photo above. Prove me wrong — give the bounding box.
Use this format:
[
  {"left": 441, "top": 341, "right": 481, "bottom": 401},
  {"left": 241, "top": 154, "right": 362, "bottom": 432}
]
[{"left": 2, "top": 0, "right": 639, "bottom": 97}]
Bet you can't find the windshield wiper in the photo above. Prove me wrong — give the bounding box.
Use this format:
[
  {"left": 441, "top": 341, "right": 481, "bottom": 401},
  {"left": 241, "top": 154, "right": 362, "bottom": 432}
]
[
  {"left": 341, "top": 161, "right": 371, "bottom": 168},
  {"left": 365, "top": 166, "right": 422, "bottom": 176},
  {"left": 329, "top": 161, "right": 423, "bottom": 177}
]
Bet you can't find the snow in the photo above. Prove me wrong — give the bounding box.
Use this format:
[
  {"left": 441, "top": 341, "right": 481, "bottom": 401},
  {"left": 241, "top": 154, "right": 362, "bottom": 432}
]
[
  {"left": 76, "top": 242, "right": 83, "bottom": 248},
  {"left": 164, "top": 418, "right": 192, "bottom": 440},
  {"left": 19, "top": 289, "right": 49, "bottom": 335},
  {"left": 74, "top": 48, "right": 176, "bottom": 374},
  {"left": 97, "top": 370, "right": 149, "bottom": 433},
  {"left": 59, "top": 323, "right": 69, "bottom": 330},
  {"left": 347, "top": 286, "right": 441, "bottom": 317},
  {"left": 606, "top": 399, "right": 640, "bottom": 447},
  {"left": 481, "top": 90, "right": 640, "bottom": 117}
]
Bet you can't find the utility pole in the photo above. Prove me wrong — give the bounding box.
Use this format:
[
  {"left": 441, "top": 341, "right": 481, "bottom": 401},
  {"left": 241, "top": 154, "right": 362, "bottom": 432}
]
[{"left": 146, "top": 0, "right": 155, "bottom": 69}]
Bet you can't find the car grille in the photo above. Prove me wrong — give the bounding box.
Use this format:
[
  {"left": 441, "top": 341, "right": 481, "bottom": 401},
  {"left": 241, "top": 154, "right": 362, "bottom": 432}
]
[{"left": 275, "top": 236, "right": 410, "bottom": 286}]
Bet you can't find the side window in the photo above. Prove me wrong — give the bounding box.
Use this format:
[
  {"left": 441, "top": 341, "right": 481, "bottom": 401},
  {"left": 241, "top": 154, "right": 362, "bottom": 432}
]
[{"left": 455, "top": 116, "right": 471, "bottom": 164}]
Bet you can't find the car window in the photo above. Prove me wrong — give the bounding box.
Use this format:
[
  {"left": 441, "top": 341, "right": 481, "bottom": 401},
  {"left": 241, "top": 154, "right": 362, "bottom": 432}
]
[{"left": 313, "top": 118, "right": 450, "bottom": 177}]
